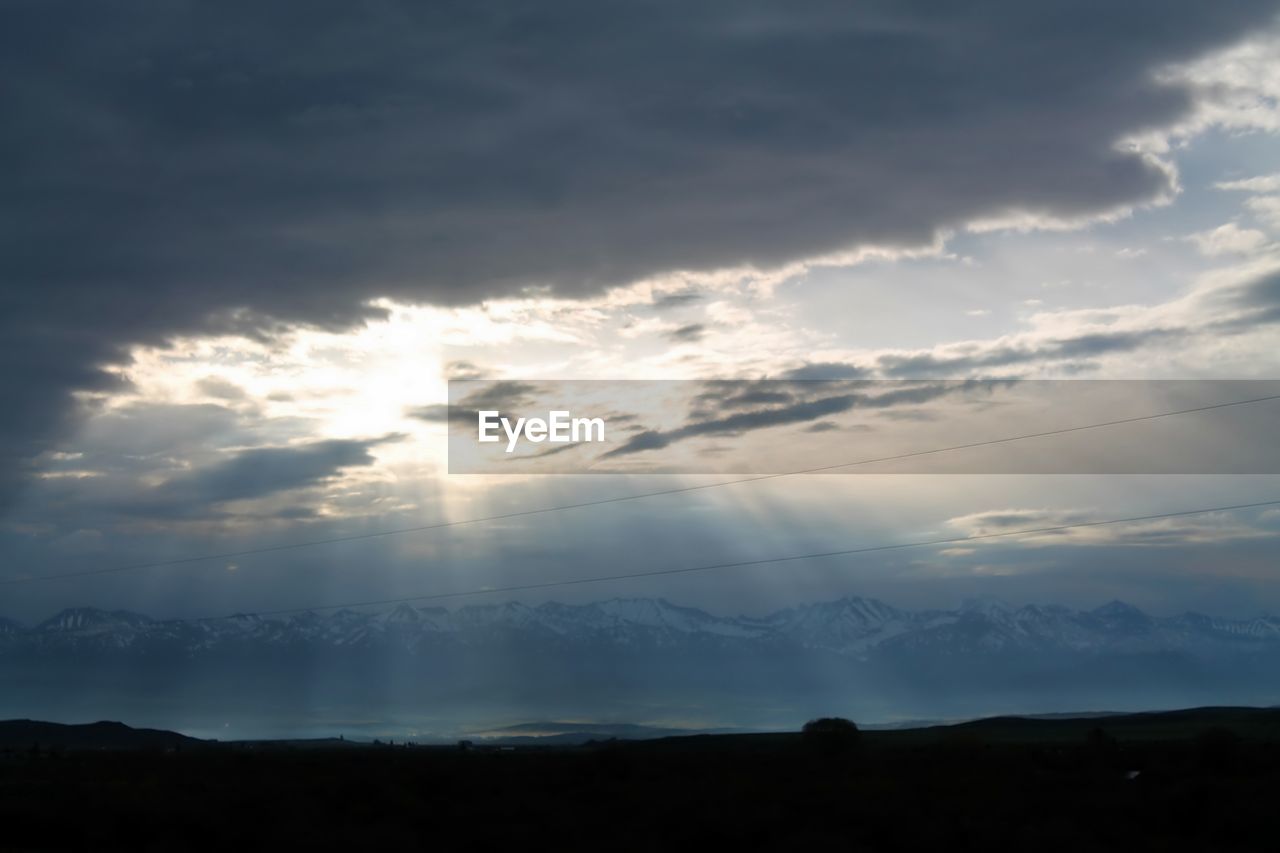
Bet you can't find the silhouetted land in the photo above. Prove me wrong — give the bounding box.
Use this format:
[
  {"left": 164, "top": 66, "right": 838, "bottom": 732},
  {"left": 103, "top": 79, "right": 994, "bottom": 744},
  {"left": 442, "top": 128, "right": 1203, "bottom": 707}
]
[{"left": 3, "top": 707, "right": 1279, "bottom": 850}]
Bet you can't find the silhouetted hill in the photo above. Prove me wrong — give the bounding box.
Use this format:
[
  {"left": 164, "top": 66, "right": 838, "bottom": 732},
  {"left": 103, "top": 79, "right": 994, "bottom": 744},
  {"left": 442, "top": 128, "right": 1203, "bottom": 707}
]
[
  {"left": 0, "top": 719, "right": 203, "bottom": 751},
  {"left": 6, "top": 704, "right": 1276, "bottom": 850},
  {"left": 884, "top": 705, "right": 1280, "bottom": 745}
]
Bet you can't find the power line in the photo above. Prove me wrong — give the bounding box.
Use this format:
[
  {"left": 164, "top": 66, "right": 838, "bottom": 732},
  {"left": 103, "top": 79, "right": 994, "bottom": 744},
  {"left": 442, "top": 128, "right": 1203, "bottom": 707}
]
[
  {"left": 6, "top": 392, "right": 1279, "bottom": 587},
  {"left": 150, "top": 497, "right": 1277, "bottom": 623},
  {"left": 29, "top": 497, "right": 1280, "bottom": 637}
]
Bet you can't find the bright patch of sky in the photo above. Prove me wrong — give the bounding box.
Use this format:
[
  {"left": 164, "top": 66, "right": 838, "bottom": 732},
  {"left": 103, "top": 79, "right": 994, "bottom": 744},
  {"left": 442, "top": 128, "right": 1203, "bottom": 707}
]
[{"left": 5, "top": 33, "right": 1280, "bottom": 624}]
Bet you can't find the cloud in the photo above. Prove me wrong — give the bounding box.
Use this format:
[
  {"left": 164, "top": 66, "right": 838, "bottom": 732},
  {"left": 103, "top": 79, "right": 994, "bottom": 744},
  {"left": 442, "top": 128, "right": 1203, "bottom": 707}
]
[
  {"left": 144, "top": 437, "right": 398, "bottom": 512},
  {"left": 2, "top": 0, "right": 1277, "bottom": 507},
  {"left": 872, "top": 328, "right": 1187, "bottom": 377},
  {"left": 781, "top": 363, "right": 873, "bottom": 381},
  {"left": 411, "top": 380, "right": 546, "bottom": 429},
  {"left": 1196, "top": 266, "right": 1280, "bottom": 328},
  {"left": 780, "top": 259, "right": 1280, "bottom": 379},
  {"left": 706, "top": 387, "right": 798, "bottom": 409},
  {"left": 445, "top": 361, "right": 488, "bottom": 381},
  {"left": 66, "top": 403, "right": 252, "bottom": 471},
  {"left": 453, "top": 381, "right": 543, "bottom": 412},
  {"left": 1215, "top": 173, "right": 1280, "bottom": 192},
  {"left": 57, "top": 435, "right": 404, "bottom": 524},
  {"left": 946, "top": 507, "right": 1276, "bottom": 547},
  {"left": 1213, "top": 173, "right": 1280, "bottom": 233},
  {"left": 406, "top": 404, "right": 451, "bottom": 424},
  {"left": 803, "top": 421, "right": 843, "bottom": 433},
  {"left": 650, "top": 290, "right": 704, "bottom": 311},
  {"left": 601, "top": 381, "right": 984, "bottom": 458},
  {"left": 1154, "top": 33, "right": 1280, "bottom": 141},
  {"left": 6, "top": 399, "right": 400, "bottom": 532},
  {"left": 1246, "top": 195, "right": 1280, "bottom": 229},
  {"left": 667, "top": 324, "right": 708, "bottom": 343},
  {"left": 195, "top": 376, "right": 249, "bottom": 401},
  {"left": 1186, "top": 223, "right": 1270, "bottom": 256}
]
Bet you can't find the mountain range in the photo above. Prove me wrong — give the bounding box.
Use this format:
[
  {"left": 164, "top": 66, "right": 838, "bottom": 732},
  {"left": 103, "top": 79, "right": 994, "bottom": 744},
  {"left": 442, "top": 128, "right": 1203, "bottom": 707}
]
[
  {"left": 3, "top": 595, "right": 1278, "bottom": 737},
  {"left": 5, "top": 595, "right": 1280, "bottom": 657}
]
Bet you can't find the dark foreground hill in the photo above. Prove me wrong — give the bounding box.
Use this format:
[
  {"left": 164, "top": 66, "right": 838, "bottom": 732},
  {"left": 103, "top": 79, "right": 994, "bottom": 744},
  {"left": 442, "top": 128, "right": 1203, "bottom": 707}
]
[
  {"left": 0, "top": 719, "right": 202, "bottom": 752},
  {"left": 3, "top": 706, "right": 1279, "bottom": 851}
]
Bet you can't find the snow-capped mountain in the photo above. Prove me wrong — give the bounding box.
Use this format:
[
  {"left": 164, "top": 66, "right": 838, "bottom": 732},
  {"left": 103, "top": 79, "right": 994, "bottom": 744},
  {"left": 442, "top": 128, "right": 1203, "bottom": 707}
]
[
  {"left": 3, "top": 595, "right": 1278, "bottom": 659},
  {"left": 4, "top": 595, "right": 1279, "bottom": 734}
]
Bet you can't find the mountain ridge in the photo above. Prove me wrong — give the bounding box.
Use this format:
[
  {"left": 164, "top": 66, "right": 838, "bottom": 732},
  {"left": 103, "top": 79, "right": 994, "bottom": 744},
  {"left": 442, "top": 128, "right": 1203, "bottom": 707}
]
[
  {"left": 6, "top": 593, "right": 1280, "bottom": 732},
  {"left": 0, "top": 719, "right": 202, "bottom": 751},
  {"left": 4, "top": 594, "right": 1280, "bottom": 659}
]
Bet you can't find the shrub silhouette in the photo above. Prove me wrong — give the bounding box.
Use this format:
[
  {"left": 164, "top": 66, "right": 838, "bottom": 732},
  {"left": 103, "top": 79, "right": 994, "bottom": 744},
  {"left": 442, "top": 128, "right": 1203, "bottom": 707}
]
[{"left": 801, "top": 717, "right": 861, "bottom": 758}]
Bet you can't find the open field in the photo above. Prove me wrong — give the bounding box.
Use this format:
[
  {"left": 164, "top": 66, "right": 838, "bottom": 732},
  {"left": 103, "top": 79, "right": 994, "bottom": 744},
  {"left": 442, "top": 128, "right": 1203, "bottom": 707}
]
[{"left": 3, "top": 707, "right": 1279, "bottom": 850}]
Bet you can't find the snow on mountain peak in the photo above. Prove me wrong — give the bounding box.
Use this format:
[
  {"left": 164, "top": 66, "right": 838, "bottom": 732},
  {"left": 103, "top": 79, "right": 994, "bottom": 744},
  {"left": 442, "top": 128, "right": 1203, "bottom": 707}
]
[
  {"left": 36, "top": 607, "right": 152, "bottom": 633},
  {"left": 5, "top": 595, "right": 1277, "bottom": 662}
]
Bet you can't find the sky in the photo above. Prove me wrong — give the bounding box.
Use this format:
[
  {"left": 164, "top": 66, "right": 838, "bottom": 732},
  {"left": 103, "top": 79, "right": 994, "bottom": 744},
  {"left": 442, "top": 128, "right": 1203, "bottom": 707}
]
[{"left": 3, "top": 2, "right": 1280, "bottom": 624}]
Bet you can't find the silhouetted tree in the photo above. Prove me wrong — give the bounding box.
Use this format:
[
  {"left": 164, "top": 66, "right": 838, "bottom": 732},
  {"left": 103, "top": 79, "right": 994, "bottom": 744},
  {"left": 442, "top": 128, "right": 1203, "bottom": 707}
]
[{"left": 801, "top": 717, "right": 861, "bottom": 759}]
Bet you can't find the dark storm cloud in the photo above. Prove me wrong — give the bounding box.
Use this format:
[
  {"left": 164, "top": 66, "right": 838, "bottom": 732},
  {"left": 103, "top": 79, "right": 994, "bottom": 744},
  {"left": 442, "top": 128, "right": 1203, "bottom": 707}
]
[
  {"left": 152, "top": 437, "right": 395, "bottom": 506},
  {"left": 71, "top": 403, "right": 252, "bottom": 469},
  {"left": 2, "top": 0, "right": 1278, "bottom": 506},
  {"left": 14, "top": 402, "right": 384, "bottom": 527},
  {"left": 118, "top": 435, "right": 400, "bottom": 519},
  {"left": 602, "top": 381, "right": 983, "bottom": 458}
]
